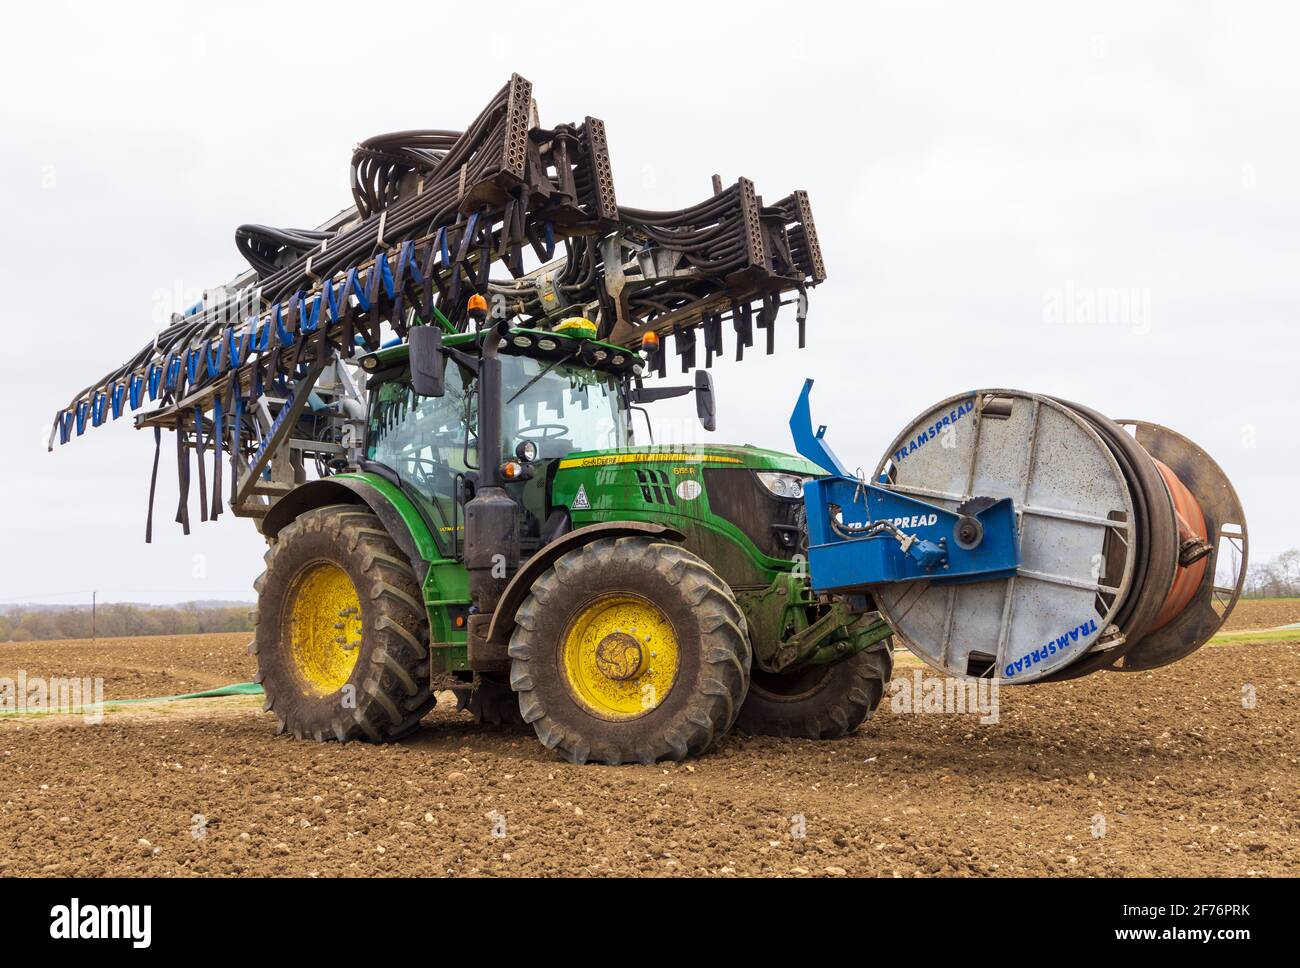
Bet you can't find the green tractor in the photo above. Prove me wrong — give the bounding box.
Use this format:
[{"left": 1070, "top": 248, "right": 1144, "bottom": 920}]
[
  {"left": 252, "top": 317, "right": 893, "bottom": 764},
  {"left": 51, "top": 76, "right": 1250, "bottom": 766},
  {"left": 51, "top": 73, "right": 1248, "bottom": 768},
  {"left": 48, "top": 74, "right": 889, "bottom": 766}
]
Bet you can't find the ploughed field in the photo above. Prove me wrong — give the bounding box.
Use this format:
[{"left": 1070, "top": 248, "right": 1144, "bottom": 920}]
[{"left": 0, "top": 598, "right": 1296, "bottom": 877}]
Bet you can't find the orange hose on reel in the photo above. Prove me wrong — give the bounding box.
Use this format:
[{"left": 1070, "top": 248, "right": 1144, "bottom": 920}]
[{"left": 1149, "top": 458, "right": 1209, "bottom": 632}]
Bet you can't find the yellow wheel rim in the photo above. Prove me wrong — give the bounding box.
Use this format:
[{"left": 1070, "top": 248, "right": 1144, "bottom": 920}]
[
  {"left": 287, "top": 561, "right": 363, "bottom": 695},
  {"left": 561, "top": 594, "right": 679, "bottom": 721}
]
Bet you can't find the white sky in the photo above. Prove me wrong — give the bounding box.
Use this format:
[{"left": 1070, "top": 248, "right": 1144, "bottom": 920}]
[{"left": 1, "top": 0, "right": 1295, "bottom": 604}]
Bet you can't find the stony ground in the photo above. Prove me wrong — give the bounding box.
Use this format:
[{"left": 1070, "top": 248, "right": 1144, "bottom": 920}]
[
  {"left": 1220, "top": 597, "right": 1300, "bottom": 632},
  {"left": 0, "top": 599, "right": 1296, "bottom": 877}
]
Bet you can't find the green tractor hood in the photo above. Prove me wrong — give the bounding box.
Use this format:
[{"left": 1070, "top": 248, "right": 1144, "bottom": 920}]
[
  {"left": 548, "top": 444, "right": 822, "bottom": 584},
  {"left": 552, "top": 443, "right": 822, "bottom": 476}
]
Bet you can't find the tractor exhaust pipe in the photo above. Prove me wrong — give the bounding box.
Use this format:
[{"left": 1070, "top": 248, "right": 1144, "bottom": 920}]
[{"left": 465, "top": 315, "right": 518, "bottom": 621}]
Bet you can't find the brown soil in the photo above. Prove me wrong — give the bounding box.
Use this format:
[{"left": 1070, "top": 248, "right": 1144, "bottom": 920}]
[
  {"left": 0, "top": 632, "right": 256, "bottom": 700},
  {"left": 1220, "top": 598, "right": 1300, "bottom": 632},
  {"left": 0, "top": 632, "right": 1295, "bottom": 877}
]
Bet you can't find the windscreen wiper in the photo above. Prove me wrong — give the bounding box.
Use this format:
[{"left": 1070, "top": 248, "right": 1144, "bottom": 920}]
[{"left": 506, "top": 351, "right": 577, "bottom": 405}]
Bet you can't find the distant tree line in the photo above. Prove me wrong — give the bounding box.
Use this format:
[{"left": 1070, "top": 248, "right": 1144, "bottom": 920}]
[
  {"left": 1243, "top": 548, "right": 1300, "bottom": 599},
  {"left": 0, "top": 603, "right": 253, "bottom": 643},
  {"left": 2, "top": 548, "right": 1292, "bottom": 641}
]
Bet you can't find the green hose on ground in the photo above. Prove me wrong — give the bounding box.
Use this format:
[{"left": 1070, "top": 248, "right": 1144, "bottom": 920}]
[
  {"left": 0, "top": 682, "right": 263, "bottom": 716},
  {"left": 109, "top": 682, "right": 264, "bottom": 703}
]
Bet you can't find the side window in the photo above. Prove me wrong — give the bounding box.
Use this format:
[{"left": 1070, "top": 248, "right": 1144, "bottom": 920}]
[{"left": 366, "top": 362, "right": 477, "bottom": 548}]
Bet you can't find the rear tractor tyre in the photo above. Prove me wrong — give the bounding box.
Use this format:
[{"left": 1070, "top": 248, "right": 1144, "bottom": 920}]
[
  {"left": 508, "top": 537, "right": 751, "bottom": 765},
  {"left": 734, "top": 639, "right": 893, "bottom": 740},
  {"left": 251, "top": 504, "right": 435, "bottom": 742}
]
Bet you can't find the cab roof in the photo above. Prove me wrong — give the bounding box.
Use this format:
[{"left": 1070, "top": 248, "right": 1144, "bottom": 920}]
[{"left": 361, "top": 326, "right": 644, "bottom": 378}]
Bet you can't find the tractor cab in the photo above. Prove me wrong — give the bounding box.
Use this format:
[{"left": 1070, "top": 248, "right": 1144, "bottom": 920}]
[{"left": 359, "top": 324, "right": 643, "bottom": 558}]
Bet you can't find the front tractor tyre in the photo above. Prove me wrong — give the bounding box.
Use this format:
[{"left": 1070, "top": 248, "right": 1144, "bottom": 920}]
[
  {"left": 252, "top": 505, "right": 435, "bottom": 742},
  {"left": 734, "top": 639, "right": 893, "bottom": 740},
  {"left": 508, "top": 537, "right": 751, "bottom": 765}
]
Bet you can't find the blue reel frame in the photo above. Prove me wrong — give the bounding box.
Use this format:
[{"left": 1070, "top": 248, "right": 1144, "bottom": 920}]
[{"left": 790, "top": 380, "right": 1020, "bottom": 594}]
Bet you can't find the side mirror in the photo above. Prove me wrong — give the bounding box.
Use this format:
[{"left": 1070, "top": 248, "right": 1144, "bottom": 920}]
[
  {"left": 694, "top": 369, "right": 717, "bottom": 432},
  {"left": 409, "top": 326, "right": 446, "bottom": 398}
]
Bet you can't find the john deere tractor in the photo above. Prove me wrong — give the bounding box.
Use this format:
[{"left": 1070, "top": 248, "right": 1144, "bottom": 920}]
[
  {"left": 53, "top": 73, "right": 1246, "bottom": 766},
  {"left": 252, "top": 314, "right": 893, "bottom": 764}
]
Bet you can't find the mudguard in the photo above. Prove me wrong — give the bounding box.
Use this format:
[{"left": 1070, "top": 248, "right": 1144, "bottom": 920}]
[
  {"left": 260, "top": 474, "right": 439, "bottom": 580},
  {"left": 484, "top": 521, "right": 685, "bottom": 646}
]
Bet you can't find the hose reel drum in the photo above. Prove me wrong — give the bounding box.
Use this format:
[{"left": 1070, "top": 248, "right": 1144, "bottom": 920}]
[{"left": 871, "top": 390, "right": 1247, "bottom": 684}]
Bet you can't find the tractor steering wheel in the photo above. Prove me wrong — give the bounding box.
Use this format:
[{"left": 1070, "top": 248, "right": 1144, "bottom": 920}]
[{"left": 516, "top": 423, "right": 569, "bottom": 443}]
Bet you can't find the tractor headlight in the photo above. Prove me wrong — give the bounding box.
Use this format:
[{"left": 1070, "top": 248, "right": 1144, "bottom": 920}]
[{"left": 756, "top": 472, "right": 807, "bottom": 500}]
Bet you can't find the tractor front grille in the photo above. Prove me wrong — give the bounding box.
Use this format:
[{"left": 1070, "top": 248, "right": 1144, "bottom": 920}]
[{"left": 702, "top": 468, "right": 805, "bottom": 560}]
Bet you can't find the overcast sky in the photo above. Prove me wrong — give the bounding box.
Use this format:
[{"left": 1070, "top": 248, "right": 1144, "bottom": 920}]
[{"left": 1, "top": 0, "right": 1294, "bottom": 605}]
